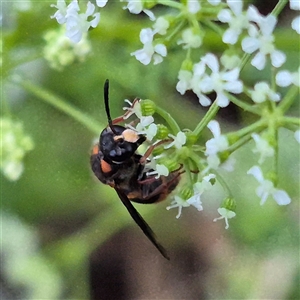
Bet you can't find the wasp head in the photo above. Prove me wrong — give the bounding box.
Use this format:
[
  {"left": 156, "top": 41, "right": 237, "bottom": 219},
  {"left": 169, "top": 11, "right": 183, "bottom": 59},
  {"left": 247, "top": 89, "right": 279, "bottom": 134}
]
[
  {"left": 100, "top": 125, "right": 146, "bottom": 163},
  {"left": 100, "top": 80, "right": 146, "bottom": 163}
]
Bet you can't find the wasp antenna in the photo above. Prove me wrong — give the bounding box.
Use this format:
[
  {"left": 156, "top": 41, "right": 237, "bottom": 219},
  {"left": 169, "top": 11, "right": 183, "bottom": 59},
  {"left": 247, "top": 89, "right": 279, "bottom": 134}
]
[{"left": 104, "top": 79, "right": 117, "bottom": 133}]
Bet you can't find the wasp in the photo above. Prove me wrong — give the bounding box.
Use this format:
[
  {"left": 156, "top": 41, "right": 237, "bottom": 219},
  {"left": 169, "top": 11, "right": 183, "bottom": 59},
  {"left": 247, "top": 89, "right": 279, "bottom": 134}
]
[{"left": 90, "top": 80, "right": 181, "bottom": 260}]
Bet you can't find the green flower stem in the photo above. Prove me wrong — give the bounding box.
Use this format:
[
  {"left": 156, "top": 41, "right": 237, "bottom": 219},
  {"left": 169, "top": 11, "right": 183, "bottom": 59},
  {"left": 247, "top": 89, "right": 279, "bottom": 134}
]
[
  {"left": 155, "top": 106, "right": 181, "bottom": 134},
  {"left": 278, "top": 85, "right": 300, "bottom": 113},
  {"left": 17, "top": 78, "right": 101, "bottom": 135},
  {"left": 227, "top": 94, "right": 261, "bottom": 115},
  {"left": 227, "top": 119, "right": 266, "bottom": 152},
  {"left": 227, "top": 134, "right": 252, "bottom": 154},
  {"left": 240, "top": 53, "right": 252, "bottom": 73},
  {"left": 165, "top": 19, "right": 186, "bottom": 43},
  {"left": 202, "top": 19, "right": 224, "bottom": 37},
  {"left": 192, "top": 101, "right": 219, "bottom": 138},
  {"left": 282, "top": 116, "right": 300, "bottom": 126},
  {"left": 271, "top": 0, "right": 288, "bottom": 17},
  {"left": 214, "top": 171, "right": 233, "bottom": 198}
]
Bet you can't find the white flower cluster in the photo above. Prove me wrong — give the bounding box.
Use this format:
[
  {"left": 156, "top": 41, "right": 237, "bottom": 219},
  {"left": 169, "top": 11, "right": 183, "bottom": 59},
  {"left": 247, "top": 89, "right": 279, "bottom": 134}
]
[
  {"left": 177, "top": 53, "right": 243, "bottom": 108},
  {"left": 51, "top": 0, "right": 107, "bottom": 43},
  {"left": 1, "top": 118, "right": 34, "bottom": 181}
]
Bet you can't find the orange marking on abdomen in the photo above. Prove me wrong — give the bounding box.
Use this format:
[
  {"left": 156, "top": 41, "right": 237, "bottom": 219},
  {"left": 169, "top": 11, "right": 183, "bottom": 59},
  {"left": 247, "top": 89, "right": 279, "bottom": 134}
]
[
  {"left": 101, "top": 159, "right": 112, "bottom": 173},
  {"left": 92, "top": 144, "right": 99, "bottom": 155}
]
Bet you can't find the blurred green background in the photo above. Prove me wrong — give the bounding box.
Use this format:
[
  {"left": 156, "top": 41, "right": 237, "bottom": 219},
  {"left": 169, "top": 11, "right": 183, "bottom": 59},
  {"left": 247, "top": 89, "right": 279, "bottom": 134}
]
[{"left": 1, "top": 1, "right": 299, "bottom": 299}]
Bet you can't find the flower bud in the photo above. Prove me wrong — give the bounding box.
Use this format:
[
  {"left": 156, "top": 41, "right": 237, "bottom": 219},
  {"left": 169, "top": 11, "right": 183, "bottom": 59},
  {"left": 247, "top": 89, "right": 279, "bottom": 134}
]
[
  {"left": 181, "top": 58, "right": 193, "bottom": 71},
  {"left": 140, "top": 99, "right": 156, "bottom": 116},
  {"left": 179, "top": 186, "right": 193, "bottom": 200},
  {"left": 152, "top": 145, "right": 165, "bottom": 157},
  {"left": 185, "top": 132, "right": 197, "bottom": 146},
  {"left": 162, "top": 158, "right": 179, "bottom": 172},
  {"left": 155, "top": 124, "right": 169, "bottom": 140},
  {"left": 221, "top": 197, "right": 236, "bottom": 212}
]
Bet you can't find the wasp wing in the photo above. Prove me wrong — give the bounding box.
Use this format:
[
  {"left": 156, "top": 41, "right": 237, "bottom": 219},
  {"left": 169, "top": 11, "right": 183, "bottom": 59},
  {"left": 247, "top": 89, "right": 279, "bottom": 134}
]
[{"left": 115, "top": 189, "right": 170, "bottom": 260}]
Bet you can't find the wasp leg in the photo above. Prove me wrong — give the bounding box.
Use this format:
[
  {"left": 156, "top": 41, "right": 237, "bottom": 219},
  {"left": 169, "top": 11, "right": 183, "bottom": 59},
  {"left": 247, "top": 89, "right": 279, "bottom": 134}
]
[{"left": 139, "top": 139, "right": 172, "bottom": 164}]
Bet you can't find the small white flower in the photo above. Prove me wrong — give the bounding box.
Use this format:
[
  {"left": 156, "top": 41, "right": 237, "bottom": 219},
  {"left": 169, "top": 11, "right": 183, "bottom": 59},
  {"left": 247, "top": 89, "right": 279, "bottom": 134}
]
[
  {"left": 135, "top": 121, "right": 157, "bottom": 141},
  {"left": 251, "top": 133, "right": 274, "bottom": 164},
  {"left": 250, "top": 82, "right": 280, "bottom": 103},
  {"left": 65, "top": 0, "right": 100, "bottom": 43},
  {"left": 294, "top": 130, "right": 300, "bottom": 144},
  {"left": 153, "top": 17, "right": 169, "bottom": 35},
  {"left": 187, "top": 0, "right": 201, "bottom": 14},
  {"left": 51, "top": 0, "right": 67, "bottom": 24},
  {"left": 213, "top": 208, "right": 236, "bottom": 229},
  {"left": 276, "top": 67, "right": 300, "bottom": 87},
  {"left": 131, "top": 28, "right": 167, "bottom": 65},
  {"left": 217, "top": 0, "right": 249, "bottom": 44},
  {"left": 164, "top": 132, "right": 187, "bottom": 149},
  {"left": 177, "top": 28, "right": 202, "bottom": 49},
  {"left": 291, "top": 15, "right": 300, "bottom": 34},
  {"left": 290, "top": 0, "right": 300, "bottom": 34},
  {"left": 123, "top": 0, "right": 155, "bottom": 21},
  {"left": 147, "top": 164, "right": 169, "bottom": 179},
  {"left": 166, "top": 196, "right": 191, "bottom": 219},
  {"left": 176, "top": 70, "right": 193, "bottom": 95},
  {"left": 247, "top": 166, "right": 291, "bottom": 205},
  {"left": 192, "top": 53, "right": 243, "bottom": 107},
  {"left": 205, "top": 120, "right": 229, "bottom": 155},
  {"left": 123, "top": 99, "right": 142, "bottom": 119},
  {"left": 242, "top": 8, "right": 286, "bottom": 70}
]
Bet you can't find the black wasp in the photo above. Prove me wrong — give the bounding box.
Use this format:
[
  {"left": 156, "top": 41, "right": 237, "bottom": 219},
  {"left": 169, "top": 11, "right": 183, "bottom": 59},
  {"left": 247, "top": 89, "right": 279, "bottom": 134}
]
[{"left": 90, "top": 80, "right": 181, "bottom": 259}]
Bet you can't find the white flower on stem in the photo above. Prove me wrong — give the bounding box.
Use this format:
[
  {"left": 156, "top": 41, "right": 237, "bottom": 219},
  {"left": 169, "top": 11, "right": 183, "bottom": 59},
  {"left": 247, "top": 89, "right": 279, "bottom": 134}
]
[
  {"left": 135, "top": 119, "right": 158, "bottom": 141},
  {"left": 166, "top": 196, "right": 192, "bottom": 219},
  {"left": 294, "top": 130, "right": 300, "bottom": 144},
  {"left": 205, "top": 120, "right": 229, "bottom": 156},
  {"left": 176, "top": 70, "right": 193, "bottom": 95},
  {"left": 251, "top": 133, "right": 274, "bottom": 164},
  {"left": 164, "top": 132, "right": 187, "bottom": 149},
  {"left": 213, "top": 208, "right": 236, "bottom": 229},
  {"left": 247, "top": 166, "right": 291, "bottom": 205},
  {"left": 276, "top": 67, "right": 300, "bottom": 87},
  {"left": 192, "top": 53, "right": 243, "bottom": 107},
  {"left": 51, "top": 0, "right": 67, "bottom": 24},
  {"left": 147, "top": 163, "right": 169, "bottom": 179},
  {"left": 187, "top": 0, "right": 201, "bottom": 14},
  {"left": 204, "top": 120, "right": 231, "bottom": 171},
  {"left": 153, "top": 17, "right": 169, "bottom": 35},
  {"left": 290, "top": 0, "right": 300, "bottom": 34},
  {"left": 123, "top": 99, "right": 142, "bottom": 119},
  {"left": 131, "top": 28, "right": 167, "bottom": 65},
  {"left": 65, "top": 1, "right": 100, "bottom": 43},
  {"left": 242, "top": 8, "right": 286, "bottom": 70},
  {"left": 250, "top": 82, "right": 280, "bottom": 103},
  {"left": 123, "top": 0, "right": 155, "bottom": 21},
  {"left": 177, "top": 28, "right": 202, "bottom": 49},
  {"left": 217, "top": 0, "right": 249, "bottom": 44}
]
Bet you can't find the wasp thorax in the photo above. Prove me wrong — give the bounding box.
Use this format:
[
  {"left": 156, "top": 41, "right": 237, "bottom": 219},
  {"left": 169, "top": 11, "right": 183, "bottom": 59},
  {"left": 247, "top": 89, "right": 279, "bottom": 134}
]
[{"left": 100, "top": 125, "right": 146, "bottom": 163}]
